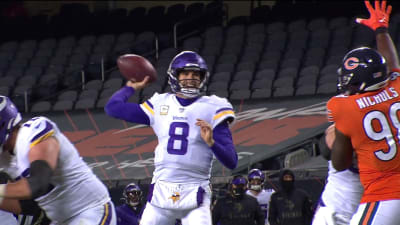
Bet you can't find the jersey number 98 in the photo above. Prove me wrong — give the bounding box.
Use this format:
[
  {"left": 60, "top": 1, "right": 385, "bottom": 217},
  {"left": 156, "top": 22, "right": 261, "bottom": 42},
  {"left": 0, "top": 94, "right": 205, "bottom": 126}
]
[
  {"left": 167, "top": 122, "right": 189, "bottom": 155},
  {"left": 363, "top": 103, "right": 400, "bottom": 161}
]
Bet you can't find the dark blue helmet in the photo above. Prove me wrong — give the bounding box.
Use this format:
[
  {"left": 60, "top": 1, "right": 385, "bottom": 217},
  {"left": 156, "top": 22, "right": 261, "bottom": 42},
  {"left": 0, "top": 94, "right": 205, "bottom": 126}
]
[
  {"left": 0, "top": 96, "right": 21, "bottom": 149},
  {"left": 338, "top": 47, "right": 388, "bottom": 95},
  {"left": 123, "top": 183, "right": 142, "bottom": 207},
  {"left": 248, "top": 169, "right": 265, "bottom": 191},
  {"left": 230, "top": 175, "right": 247, "bottom": 197},
  {"left": 167, "top": 51, "right": 209, "bottom": 98}
]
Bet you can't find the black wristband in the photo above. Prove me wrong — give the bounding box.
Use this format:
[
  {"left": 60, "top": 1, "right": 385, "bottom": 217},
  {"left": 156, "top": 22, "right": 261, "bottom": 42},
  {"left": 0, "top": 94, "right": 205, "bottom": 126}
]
[{"left": 375, "top": 27, "right": 389, "bottom": 34}]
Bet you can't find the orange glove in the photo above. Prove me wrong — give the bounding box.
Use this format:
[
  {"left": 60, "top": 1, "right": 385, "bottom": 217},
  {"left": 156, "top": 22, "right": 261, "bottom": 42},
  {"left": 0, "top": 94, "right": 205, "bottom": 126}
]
[{"left": 356, "top": 0, "right": 392, "bottom": 30}]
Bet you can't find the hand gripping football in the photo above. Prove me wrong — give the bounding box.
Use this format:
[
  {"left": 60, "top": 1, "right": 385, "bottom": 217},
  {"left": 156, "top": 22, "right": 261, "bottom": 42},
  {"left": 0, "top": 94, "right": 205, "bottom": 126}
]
[{"left": 117, "top": 54, "right": 157, "bottom": 83}]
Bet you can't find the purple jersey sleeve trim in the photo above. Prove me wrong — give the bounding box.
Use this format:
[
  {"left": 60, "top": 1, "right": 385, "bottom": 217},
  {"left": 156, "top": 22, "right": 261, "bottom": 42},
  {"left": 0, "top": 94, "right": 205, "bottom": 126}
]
[
  {"left": 104, "top": 86, "right": 150, "bottom": 125},
  {"left": 211, "top": 121, "right": 237, "bottom": 170}
]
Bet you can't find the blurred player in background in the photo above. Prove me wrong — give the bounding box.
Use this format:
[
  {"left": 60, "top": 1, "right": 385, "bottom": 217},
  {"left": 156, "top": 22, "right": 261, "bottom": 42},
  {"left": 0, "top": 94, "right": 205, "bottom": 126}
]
[
  {"left": 312, "top": 124, "right": 364, "bottom": 225},
  {"left": 328, "top": 1, "right": 400, "bottom": 224},
  {"left": 268, "top": 169, "right": 313, "bottom": 225},
  {"left": 105, "top": 51, "right": 237, "bottom": 225},
  {"left": 246, "top": 168, "right": 275, "bottom": 225},
  {"left": 212, "top": 175, "right": 264, "bottom": 225},
  {"left": 0, "top": 96, "right": 116, "bottom": 225},
  {"left": 116, "top": 183, "right": 143, "bottom": 225}
]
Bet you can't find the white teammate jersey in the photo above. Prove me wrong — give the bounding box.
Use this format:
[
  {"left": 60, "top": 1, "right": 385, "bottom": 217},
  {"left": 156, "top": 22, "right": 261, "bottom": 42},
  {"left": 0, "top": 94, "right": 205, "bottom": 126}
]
[
  {"left": 321, "top": 161, "right": 364, "bottom": 217},
  {"left": 247, "top": 189, "right": 275, "bottom": 225},
  {"left": 2, "top": 117, "right": 110, "bottom": 224},
  {"left": 140, "top": 93, "right": 235, "bottom": 183}
]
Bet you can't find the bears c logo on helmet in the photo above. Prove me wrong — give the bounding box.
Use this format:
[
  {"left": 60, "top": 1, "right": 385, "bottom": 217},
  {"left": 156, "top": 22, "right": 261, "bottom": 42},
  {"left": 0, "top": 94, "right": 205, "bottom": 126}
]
[{"left": 344, "top": 57, "right": 360, "bottom": 70}]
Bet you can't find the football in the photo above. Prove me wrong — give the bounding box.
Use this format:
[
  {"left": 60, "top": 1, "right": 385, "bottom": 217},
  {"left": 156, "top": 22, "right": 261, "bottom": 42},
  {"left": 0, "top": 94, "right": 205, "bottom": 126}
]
[{"left": 117, "top": 54, "right": 157, "bottom": 83}]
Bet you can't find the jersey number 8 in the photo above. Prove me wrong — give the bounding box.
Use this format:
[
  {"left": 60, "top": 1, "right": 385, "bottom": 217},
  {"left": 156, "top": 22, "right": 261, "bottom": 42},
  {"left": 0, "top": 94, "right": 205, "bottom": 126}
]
[{"left": 167, "top": 122, "right": 189, "bottom": 155}]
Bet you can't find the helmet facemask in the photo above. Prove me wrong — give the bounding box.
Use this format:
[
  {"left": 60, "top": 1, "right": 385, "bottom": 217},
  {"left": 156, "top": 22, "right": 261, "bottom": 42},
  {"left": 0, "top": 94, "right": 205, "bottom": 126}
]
[
  {"left": 338, "top": 47, "right": 389, "bottom": 95},
  {"left": 247, "top": 169, "right": 265, "bottom": 191},
  {"left": 123, "top": 183, "right": 142, "bottom": 207},
  {"left": 0, "top": 96, "right": 22, "bottom": 150},
  {"left": 230, "top": 176, "right": 247, "bottom": 198},
  {"left": 167, "top": 51, "right": 209, "bottom": 98}
]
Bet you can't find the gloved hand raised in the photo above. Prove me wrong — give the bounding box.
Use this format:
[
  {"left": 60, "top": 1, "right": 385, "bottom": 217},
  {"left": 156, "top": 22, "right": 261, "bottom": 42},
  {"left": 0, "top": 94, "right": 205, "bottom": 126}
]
[{"left": 356, "top": 0, "right": 392, "bottom": 31}]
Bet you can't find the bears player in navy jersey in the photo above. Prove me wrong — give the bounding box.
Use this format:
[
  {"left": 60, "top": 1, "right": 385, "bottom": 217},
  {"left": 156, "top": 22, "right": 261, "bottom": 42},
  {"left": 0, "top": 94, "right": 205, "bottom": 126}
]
[
  {"left": 105, "top": 51, "right": 238, "bottom": 225},
  {"left": 0, "top": 96, "right": 116, "bottom": 225}
]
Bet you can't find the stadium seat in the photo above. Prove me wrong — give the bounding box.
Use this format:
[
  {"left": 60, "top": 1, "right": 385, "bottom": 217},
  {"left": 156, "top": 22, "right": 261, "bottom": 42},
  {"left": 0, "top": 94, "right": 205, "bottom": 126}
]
[
  {"left": 247, "top": 23, "right": 265, "bottom": 35},
  {"left": 273, "top": 87, "right": 294, "bottom": 97},
  {"left": 186, "top": 2, "right": 204, "bottom": 17},
  {"left": 79, "top": 89, "right": 98, "bottom": 100},
  {"left": 52, "top": 100, "right": 74, "bottom": 111},
  {"left": 232, "top": 71, "right": 253, "bottom": 82},
  {"left": 284, "top": 149, "right": 310, "bottom": 168},
  {"left": 0, "top": 86, "right": 10, "bottom": 96},
  {"left": 104, "top": 78, "right": 123, "bottom": 90},
  {"left": 75, "top": 98, "right": 96, "bottom": 109},
  {"left": 251, "top": 88, "right": 272, "bottom": 99},
  {"left": 316, "top": 82, "right": 337, "bottom": 95},
  {"left": 208, "top": 81, "right": 228, "bottom": 92},
  {"left": 1, "top": 74, "right": 18, "bottom": 86},
  {"left": 295, "top": 84, "right": 316, "bottom": 96},
  {"left": 230, "top": 89, "right": 251, "bottom": 101},
  {"left": 85, "top": 79, "right": 103, "bottom": 91},
  {"left": 211, "top": 71, "right": 232, "bottom": 82},
  {"left": 229, "top": 80, "right": 250, "bottom": 92},
  {"left": 307, "top": 18, "right": 327, "bottom": 31},
  {"left": 266, "top": 21, "right": 286, "bottom": 34},
  {"left": 31, "top": 101, "right": 52, "bottom": 112},
  {"left": 58, "top": 90, "right": 78, "bottom": 101},
  {"left": 251, "top": 78, "right": 273, "bottom": 90}
]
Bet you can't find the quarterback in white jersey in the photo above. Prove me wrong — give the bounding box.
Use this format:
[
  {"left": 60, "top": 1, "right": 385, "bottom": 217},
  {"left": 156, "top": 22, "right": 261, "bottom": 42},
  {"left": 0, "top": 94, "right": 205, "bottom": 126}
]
[
  {"left": 0, "top": 96, "right": 116, "bottom": 225},
  {"left": 246, "top": 169, "right": 275, "bottom": 225},
  {"left": 312, "top": 125, "right": 363, "bottom": 225},
  {"left": 105, "top": 51, "right": 238, "bottom": 225}
]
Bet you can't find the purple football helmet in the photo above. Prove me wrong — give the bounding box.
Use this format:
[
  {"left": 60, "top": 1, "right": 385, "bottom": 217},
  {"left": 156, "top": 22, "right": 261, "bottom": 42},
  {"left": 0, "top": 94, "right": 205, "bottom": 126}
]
[
  {"left": 167, "top": 51, "right": 209, "bottom": 98},
  {"left": 123, "top": 183, "right": 142, "bottom": 207},
  {"left": 0, "top": 96, "right": 22, "bottom": 148},
  {"left": 231, "top": 175, "right": 247, "bottom": 197},
  {"left": 248, "top": 169, "right": 265, "bottom": 191}
]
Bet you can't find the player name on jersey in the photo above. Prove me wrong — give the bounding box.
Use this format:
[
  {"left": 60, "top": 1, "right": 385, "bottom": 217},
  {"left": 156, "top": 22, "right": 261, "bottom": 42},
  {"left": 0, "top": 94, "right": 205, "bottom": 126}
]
[{"left": 356, "top": 87, "right": 399, "bottom": 109}]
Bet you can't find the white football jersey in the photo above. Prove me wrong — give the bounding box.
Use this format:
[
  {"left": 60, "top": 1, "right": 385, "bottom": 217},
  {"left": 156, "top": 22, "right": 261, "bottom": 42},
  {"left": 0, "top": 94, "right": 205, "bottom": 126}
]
[
  {"left": 4, "top": 117, "right": 110, "bottom": 224},
  {"left": 247, "top": 188, "right": 275, "bottom": 225},
  {"left": 321, "top": 161, "right": 364, "bottom": 217},
  {"left": 140, "top": 93, "right": 235, "bottom": 183}
]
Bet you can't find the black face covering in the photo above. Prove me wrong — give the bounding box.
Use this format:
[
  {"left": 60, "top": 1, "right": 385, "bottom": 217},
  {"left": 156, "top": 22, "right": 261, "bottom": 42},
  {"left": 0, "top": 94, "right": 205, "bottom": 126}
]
[
  {"left": 279, "top": 169, "right": 295, "bottom": 194},
  {"left": 232, "top": 186, "right": 246, "bottom": 198},
  {"left": 281, "top": 180, "right": 294, "bottom": 193}
]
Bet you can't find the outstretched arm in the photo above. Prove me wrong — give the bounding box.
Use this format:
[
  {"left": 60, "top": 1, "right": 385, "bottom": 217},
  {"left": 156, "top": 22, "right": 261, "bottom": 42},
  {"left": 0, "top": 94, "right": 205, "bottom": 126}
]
[
  {"left": 105, "top": 77, "right": 151, "bottom": 125},
  {"left": 376, "top": 30, "right": 400, "bottom": 71},
  {"left": 356, "top": 0, "right": 400, "bottom": 71}
]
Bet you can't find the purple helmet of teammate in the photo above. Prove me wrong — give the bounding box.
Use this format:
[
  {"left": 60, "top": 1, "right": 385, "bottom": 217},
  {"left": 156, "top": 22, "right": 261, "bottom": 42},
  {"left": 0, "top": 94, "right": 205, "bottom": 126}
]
[
  {"left": 167, "top": 51, "right": 209, "bottom": 98},
  {"left": 230, "top": 175, "right": 248, "bottom": 197},
  {"left": 248, "top": 168, "right": 265, "bottom": 191},
  {"left": 123, "top": 183, "right": 142, "bottom": 207},
  {"left": 0, "top": 96, "right": 22, "bottom": 149}
]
